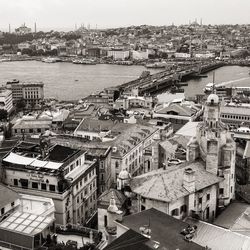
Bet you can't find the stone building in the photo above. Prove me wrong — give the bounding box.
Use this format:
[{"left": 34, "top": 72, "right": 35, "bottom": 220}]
[{"left": 130, "top": 94, "right": 236, "bottom": 221}]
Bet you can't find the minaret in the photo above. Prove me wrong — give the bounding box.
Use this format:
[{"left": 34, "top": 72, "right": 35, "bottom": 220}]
[
  {"left": 34, "top": 22, "right": 37, "bottom": 33},
  {"left": 8, "top": 24, "right": 11, "bottom": 33}
]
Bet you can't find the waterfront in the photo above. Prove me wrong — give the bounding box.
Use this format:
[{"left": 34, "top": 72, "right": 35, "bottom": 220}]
[
  {"left": 0, "top": 61, "right": 249, "bottom": 102},
  {"left": 0, "top": 61, "right": 161, "bottom": 101},
  {"left": 157, "top": 65, "right": 250, "bottom": 102}
]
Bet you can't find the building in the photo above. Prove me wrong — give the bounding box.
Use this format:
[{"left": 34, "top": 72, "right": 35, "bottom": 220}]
[
  {"left": 113, "top": 89, "right": 153, "bottom": 110},
  {"left": 220, "top": 104, "right": 250, "bottom": 127},
  {"left": 106, "top": 208, "right": 205, "bottom": 250},
  {"left": 97, "top": 189, "right": 127, "bottom": 232},
  {"left": 0, "top": 89, "right": 13, "bottom": 113},
  {"left": 153, "top": 100, "right": 202, "bottom": 129},
  {"left": 130, "top": 94, "right": 236, "bottom": 221},
  {"left": 1, "top": 141, "right": 98, "bottom": 226},
  {"left": 15, "top": 24, "right": 32, "bottom": 35},
  {"left": 0, "top": 183, "right": 55, "bottom": 250},
  {"left": 8, "top": 82, "right": 44, "bottom": 106},
  {"left": 73, "top": 119, "right": 159, "bottom": 183},
  {"left": 107, "top": 50, "right": 130, "bottom": 60}
]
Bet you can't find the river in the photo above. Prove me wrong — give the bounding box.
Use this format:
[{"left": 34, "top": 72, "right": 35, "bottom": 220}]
[
  {"left": 0, "top": 61, "right": 160, "bottom": 101},
  {"left": 0, "top": 61, "right": 249, "bottom": 102}
]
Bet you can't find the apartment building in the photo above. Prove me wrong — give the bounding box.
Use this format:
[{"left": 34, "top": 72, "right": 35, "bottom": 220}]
[{"left": 1, "top": 141, "right": 98, "bottom": 226}]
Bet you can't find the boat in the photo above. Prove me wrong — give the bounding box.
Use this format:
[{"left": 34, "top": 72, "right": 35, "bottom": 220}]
[
  {"left": 145, "top": 62, "right": 167, "bottom": 69},
  {"left": 41, "top": 57, "right": 60, "bottom": 63},
  {"left": 72, "top": 59, "right": 96, "bottom": 65}
]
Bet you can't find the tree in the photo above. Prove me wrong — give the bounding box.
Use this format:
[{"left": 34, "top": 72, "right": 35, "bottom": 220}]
[
  {"left": 16, "top": 99, "right": 26, "bottom": 110},
  {"left": 0, "top": 109, "right": 7, "bottom": 121}
]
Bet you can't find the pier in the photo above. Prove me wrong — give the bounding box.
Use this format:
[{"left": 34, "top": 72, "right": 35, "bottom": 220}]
[{"left": 119, "top": 61, "right": 225, "bottom": 95}]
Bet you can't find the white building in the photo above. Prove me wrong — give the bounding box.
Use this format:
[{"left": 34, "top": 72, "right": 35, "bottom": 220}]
[
  {"left": 1, "top": 142, "right": 98, "bottom": 226},
  {"left": 131, "top": 50, "right": 149, "bottom": 60},
  {"left": 107, "top": 50, "right": 130, "bottom": 60},
  {"left": 0, "top": 89, "right": 13, "bottom": 113}
]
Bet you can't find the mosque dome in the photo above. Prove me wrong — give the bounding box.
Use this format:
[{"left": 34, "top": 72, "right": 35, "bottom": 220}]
[{"left": 207, "top": 94, "right": 219, "bottom": 105}]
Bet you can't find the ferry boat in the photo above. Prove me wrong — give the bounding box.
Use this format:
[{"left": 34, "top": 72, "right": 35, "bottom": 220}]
[
  {"left": 41, "top": 57, "right": 61, "bottom": 63},
  {"left": 204, "top": 83, "right": 214, "bottom": 93},
  {"left": 72, "top": 59, "right": 96, "bottom": 65}
]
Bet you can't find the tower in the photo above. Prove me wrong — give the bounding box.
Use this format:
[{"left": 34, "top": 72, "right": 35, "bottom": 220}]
[
  {"left": 34, "top": 22, "right": 37, "bottom": 33},
  {"left": 9, "top": 24, "right": 11, "bottom": 33},
  {"left": 188, "top": 94, "right": 236, "bottom": 206}
]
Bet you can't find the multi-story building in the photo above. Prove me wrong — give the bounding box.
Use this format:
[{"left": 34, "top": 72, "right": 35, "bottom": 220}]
[
  {"left": 8, "top": 82, "right": 44, "bottom": 106},
  {"left": 0, "top": 89, "right": 13, "bottom": 113},
  {"left": 107, "top": 50, "right": 130, "bottom": 60},
  {"left": 1, "top": 141, "right": 98, "bottom": 226},
  {"left": 73, "top": 118, "right": 159, "bottom": 183},
  {"left": 130, "top": 94, "right": 236, "bottom": 222},
  {"left": 15, "top": 24, "right": 32, "bottom": 35}
]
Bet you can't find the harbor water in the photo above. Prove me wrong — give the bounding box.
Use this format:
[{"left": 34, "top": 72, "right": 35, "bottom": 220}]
[{"left": 0, "top": 61, "right": 249, "bottom": 102}]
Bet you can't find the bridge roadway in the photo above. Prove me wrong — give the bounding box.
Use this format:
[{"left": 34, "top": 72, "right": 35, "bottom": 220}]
[{"left": 119, "top": 61, "right": 225, "bottom": 95}]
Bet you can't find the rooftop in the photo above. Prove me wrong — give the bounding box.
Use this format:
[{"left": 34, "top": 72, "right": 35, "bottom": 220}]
[
  {"left": 131, "top": 161, "right": 222, "bottom": 202},
  {"left": 116, "top": 208, "right": 204, "bottom": 250},
  {"left": 185, "top": 217, "right": 250, "bottom": 250},
  {"left": 0, "top": 211, "right": 54, "bottom": 236},
  {"left": 0, "top": 184, "right": 20, "bottom": 209},
  {"left": 98, "top": 189, "right": 126, "bottom": 209},
  {"left": 104, "top": 229, "right": 152, "bottom": 250}
]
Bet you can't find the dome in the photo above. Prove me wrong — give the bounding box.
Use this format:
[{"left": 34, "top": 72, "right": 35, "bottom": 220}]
[
  {"left": 118, "top": 169, "right": 130, "bottom": 180},
  {"left": 207, "top": 94, "right": 219, "bottom": 105}
]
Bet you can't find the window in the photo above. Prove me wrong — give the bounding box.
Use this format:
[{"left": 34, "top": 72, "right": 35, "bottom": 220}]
[
  {"left": 11, "top": 202, "right": 15, "bottom": 207},
  {"left": 231, "top": 186, "right": 233, "bottom": 193},
  {"left": 70, "top": 164, "right": 74, "bottom": 171},
  {"left": 171, "top": 208, "right": 179, "bottom": 216},
  {"left": 219, "top": 188, "right": 224, "bottom": 195},
  {"left": 1, "top": 208, "right": 5, "bottom": 215},
  {"left": 207, "top": 194, "right": 210, "bottom": 201},
  {"left": 14, "top": 179, "right": 18, "bottom": 186},
  {"left": 115, "top": 161, "right": 119, "bottom": 169},
  {"left": 37, "top": 128, "right": 41, "bottom": 133},
  {"left": 49, "top": 185, "right": 56, "bottom": 192},
  {"left": 41, "top": 183, "right": 47, "bottom": 190},
  {"left": 199, "top": 197, "right": 202, "bottom": 204},
  {"left": 32, "top": 182, "right": 38, "bottom": 189},
  {"left": 100, "top": 161, "right": 104, "bottom": 169},
  {"left": 180, "top": 205, "right": 187, "bottom": 213},
  {"left": 29, "top": 129, "right": 34, "bottom": 133}
]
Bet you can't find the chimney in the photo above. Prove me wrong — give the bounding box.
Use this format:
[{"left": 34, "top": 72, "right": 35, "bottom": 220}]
[{"left": 183, "top": 168, "right": 195, "bottom": 193}]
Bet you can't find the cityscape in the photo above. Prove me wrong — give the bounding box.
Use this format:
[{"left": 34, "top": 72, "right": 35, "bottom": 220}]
[{"left": 1, "top": 0, "right": 250, "bottom": 250}]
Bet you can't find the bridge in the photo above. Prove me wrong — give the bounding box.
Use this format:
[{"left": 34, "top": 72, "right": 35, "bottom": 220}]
[{"left": 118, "top": 61, "right": 225, "bottom": 95}]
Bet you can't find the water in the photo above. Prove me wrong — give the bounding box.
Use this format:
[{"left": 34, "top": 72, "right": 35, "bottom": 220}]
[
  {"left": 0, "top": 61, "right": 249, "bottom": 102},
  {"left": 157, "top": 65, "right": 250, "bottom": 103},
  {"left": 0, "top": 61, "right": 160, "bottom": 101}
]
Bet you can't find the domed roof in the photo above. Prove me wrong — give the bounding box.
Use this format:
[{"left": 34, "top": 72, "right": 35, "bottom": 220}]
[
  {"left": 207, "top": 94, "right": 219, "bottom": 104},
  {"left": 118, "top": 169, "right": 130, "bottom": 180}
]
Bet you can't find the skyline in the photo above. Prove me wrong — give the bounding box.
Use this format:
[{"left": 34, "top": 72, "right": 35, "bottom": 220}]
[{"left": 0, "top": 0, "right": 250, "bottom": 31}]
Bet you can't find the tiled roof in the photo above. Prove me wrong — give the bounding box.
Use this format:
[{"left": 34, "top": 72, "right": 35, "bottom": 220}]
[
  {"left": 131, "top": 161, "right": 222, "bottom": 202},
  {"left": 98, "top": 189, "right": 126, "bottom": 209},
  {"left": 186, "top": 217, "right": 250, "bottom": 250}
]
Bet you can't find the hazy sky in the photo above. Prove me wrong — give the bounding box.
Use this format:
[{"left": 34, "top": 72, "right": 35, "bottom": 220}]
[{"left": 0, "top": 0, "right": 250, "bottom": 31}]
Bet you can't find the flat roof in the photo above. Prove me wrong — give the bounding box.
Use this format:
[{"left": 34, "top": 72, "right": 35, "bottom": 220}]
[
  {"left": 3, "top": 152, "right": 63, "bottom": 170},
  {"left": 0, "top": 211, "right": 54, "bottom": 236}
]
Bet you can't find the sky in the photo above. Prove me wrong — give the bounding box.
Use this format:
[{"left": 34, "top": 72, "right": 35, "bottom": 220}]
[{"left": 0, "top": 0, "right": 250, "bottom": 31}]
